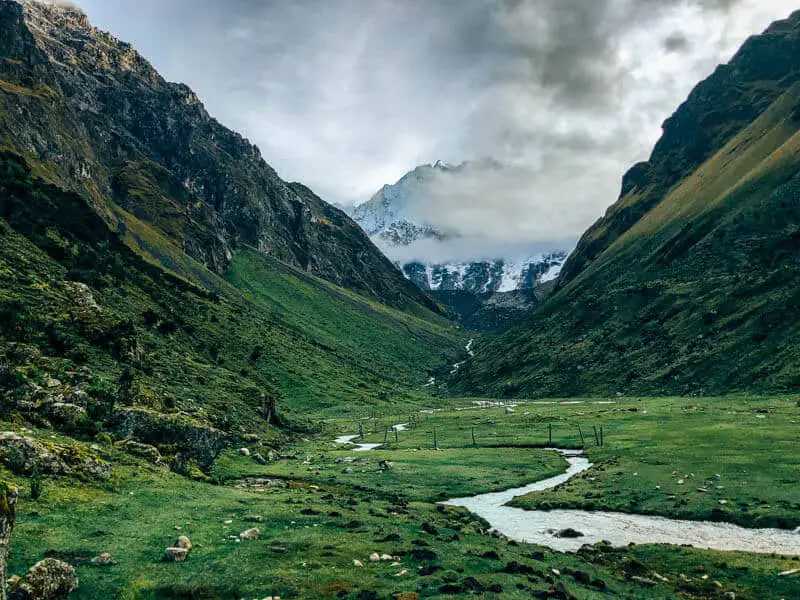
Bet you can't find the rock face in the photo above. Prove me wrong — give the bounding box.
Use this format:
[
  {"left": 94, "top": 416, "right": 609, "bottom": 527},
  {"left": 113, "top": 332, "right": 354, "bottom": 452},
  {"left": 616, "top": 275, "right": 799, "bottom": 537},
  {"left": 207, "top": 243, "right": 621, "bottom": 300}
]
[
  {"left": 9, "top": 558, "right": 78, "bottom": 600},
  {"left": 0, "top": 483, "right": 18, "bottom": 600},
  {"left": 0, "top": 0, "right": 438, "bottom": 314},
  {"left": 110, "top": 408, "right": 227, "bottom": 469}
]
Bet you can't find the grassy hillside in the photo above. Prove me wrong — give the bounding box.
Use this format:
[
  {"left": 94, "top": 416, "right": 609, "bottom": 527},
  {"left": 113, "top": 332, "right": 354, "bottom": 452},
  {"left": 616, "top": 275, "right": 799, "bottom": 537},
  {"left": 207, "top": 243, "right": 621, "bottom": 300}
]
[
  {"left": 0, "top": 152, "right": 462, "bottom": 448},
  {"left": 456, "top": 19, "right": 800, "bottom": 398}
]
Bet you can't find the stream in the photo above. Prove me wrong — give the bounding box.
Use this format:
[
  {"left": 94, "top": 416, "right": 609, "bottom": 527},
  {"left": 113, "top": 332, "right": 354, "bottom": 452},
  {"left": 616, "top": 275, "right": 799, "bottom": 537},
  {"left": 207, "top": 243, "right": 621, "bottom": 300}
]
[{"left": 335, "top": 432, "right": 800, "bottom": 555}]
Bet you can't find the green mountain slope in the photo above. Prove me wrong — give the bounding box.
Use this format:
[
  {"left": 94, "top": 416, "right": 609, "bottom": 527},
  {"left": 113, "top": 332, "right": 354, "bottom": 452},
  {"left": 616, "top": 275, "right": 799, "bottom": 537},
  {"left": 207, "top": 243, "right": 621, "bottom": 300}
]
[
  {"left": 0, "top": 152, "right": 462, "bottom": 449},
  {"left": 456, "top": 11, "right": 800, "bottom": 398},
  {"left": 0, "top": 0, "right": 439, "bottom": 314}
]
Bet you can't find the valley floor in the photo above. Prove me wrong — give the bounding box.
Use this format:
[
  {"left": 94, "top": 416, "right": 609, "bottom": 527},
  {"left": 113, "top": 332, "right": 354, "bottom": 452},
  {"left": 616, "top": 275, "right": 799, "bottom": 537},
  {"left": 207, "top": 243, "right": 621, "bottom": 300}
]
[{"left": 3, "top": 395, "right": 799, "bottom": 598}]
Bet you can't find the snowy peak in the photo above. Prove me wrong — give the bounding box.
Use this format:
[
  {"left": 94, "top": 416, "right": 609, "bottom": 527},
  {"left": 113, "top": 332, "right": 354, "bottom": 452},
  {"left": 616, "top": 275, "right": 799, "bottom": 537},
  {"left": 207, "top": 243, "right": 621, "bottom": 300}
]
[
  {"left": 402, "top": 253, "right": 567, "bottom": 294},
  {"left": 352, "top": 162, "right": 570, "bottom": 293}
]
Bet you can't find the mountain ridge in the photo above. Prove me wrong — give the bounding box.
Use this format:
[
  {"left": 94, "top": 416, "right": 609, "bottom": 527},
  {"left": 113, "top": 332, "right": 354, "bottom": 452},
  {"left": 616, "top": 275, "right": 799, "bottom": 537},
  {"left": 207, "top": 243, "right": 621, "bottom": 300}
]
[
  {"left": 455, "top": 9, "right": 800, "bottom": 397},
  {"left": 0, "top": 0, "right": 440, "bottom": 314}
]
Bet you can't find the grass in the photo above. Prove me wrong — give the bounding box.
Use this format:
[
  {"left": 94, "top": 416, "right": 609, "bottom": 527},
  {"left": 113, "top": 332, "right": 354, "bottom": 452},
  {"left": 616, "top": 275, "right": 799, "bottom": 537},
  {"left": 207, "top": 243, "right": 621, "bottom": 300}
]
[
  {"left": 0, "top": 151, "right": 464, "bottom": 441},
  {"left": 4, "top": 415, "right": 799, "bottom": 599},
  {"left": 212, "top": 446, "right": 568, "bottom": 504}
]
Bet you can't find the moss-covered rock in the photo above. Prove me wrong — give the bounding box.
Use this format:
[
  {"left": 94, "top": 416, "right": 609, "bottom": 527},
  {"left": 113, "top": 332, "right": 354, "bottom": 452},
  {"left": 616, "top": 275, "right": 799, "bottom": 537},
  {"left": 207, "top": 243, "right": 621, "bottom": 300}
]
[{"left": 110, "top": 407, "right": 227, "bottom": 469}]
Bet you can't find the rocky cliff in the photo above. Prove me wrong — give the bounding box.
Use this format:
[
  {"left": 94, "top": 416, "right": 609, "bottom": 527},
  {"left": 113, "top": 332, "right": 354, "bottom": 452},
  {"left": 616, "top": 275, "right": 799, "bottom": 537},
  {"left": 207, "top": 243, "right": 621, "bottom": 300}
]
[{"left": 0, "top": 0, "right": 438, "bottom": 313}]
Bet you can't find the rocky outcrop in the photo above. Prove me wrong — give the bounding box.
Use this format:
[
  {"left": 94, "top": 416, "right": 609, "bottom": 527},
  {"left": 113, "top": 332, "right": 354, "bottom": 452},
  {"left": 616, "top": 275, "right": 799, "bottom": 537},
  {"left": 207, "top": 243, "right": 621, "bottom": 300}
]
[
  {"left": 0, "top": 432, "right": 110, "bottom": 481},
  {"left": 0, "top": 0, "right": 439, "bottom": 314},
  {"left": 0, "top": 483, "right": 18, "bottom": 600},
  {"left": 110, "top": 408, "right": 227, "bottom": 469}
]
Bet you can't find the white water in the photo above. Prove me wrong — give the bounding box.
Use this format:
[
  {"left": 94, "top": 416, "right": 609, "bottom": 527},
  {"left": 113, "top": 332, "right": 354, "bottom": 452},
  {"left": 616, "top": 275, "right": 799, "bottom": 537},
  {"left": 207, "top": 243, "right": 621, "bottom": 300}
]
[
  {"left": 334, "top": 423, "right": 409, "bottom": 452},
  {"left": 331, "top": 430, "right": 800, "bottom": 555},
  {"left": 444, "top": 450, "right": 800, "bottom": 555}
]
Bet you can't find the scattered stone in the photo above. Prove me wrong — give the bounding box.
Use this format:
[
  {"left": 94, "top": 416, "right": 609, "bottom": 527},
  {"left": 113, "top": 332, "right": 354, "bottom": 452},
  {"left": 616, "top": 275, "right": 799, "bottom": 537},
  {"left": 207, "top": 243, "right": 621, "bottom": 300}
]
[
  {"left": 779, "top": 568, "right": 800, "bottom": 576},
  {"left": 630, "top": 576, "right": 657, "bottom": 587},
  {"left": 504, "top": 408, "right": 515, "bottom": 415},
  {"left": 369, "top": 553, "right": 380, "bottom": 562},
  {"left": 238, "top": 448, "right": 251, "bottom": 457},
  {"left": 392, "top": 593, "right": 419, "bottom": 600},
  {"left": 352, "top": 559, "right": 364, "bottom": 567},
  {"left": 239, "top": 528, "right": 261, "bottom": 540},
  {"left": 378, "top": 460, "right": 393, "bottom": 471},
  {"left": 89, "top": 553, "right": 118, "bottom": 567},
  {"left": 12, "top": 558, "right": 78, "bottom": 598},
  {"left": 554, "top": 528, "right": 584, "bottom": 539},
  {"left": 252, "top": 453, "right": 268, "bottom": 465},
  {"left": 393, "top": 569, "right": 409, "bottom": 577},
  {"left": 342, "top": 467, "right": 354, "bottom": 474},
  {"left": 163, "top": 547, "right": 189, "bottom": 562}
]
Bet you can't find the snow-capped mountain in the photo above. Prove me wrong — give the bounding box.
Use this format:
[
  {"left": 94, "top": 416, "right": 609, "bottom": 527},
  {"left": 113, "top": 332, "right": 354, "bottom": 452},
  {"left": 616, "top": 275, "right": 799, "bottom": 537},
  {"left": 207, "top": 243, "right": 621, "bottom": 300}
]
[
  {"left": 351, "top": 162, "right": 569, "bottom": 294},
  {"left": 402, "top": 253, "right": 566, "bottom": 293},
  {"left": 351, "top": 161, "right": 453, "bottom": 246}
]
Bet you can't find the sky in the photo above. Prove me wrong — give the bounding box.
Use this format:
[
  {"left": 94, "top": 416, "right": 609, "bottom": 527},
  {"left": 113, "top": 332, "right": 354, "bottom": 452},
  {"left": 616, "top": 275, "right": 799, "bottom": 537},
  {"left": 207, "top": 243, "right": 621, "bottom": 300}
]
[{"left": 66, "top": 0, "right": 795, "bottom": 252}]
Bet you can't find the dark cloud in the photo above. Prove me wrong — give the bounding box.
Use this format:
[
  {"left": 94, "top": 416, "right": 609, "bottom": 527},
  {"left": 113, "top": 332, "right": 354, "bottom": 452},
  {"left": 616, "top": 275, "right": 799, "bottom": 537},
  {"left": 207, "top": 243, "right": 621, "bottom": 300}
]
[{"left": 71, "top": 0, "right": 789, "bottom": 250}]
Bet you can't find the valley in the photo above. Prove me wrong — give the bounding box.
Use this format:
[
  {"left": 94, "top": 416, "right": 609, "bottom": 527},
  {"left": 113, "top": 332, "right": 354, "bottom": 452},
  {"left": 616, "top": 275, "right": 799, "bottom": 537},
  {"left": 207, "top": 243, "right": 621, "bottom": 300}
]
[{"left": 0, "top": 1, "right": 798, "bottom": 599}]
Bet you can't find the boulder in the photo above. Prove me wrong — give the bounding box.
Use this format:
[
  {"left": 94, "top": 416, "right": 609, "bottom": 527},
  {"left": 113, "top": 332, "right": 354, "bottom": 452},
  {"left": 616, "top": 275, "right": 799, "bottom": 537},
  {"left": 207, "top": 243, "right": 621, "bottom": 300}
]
[
  {"left": 110, "top": 408, "right": 228, "bottom": 469},
  {"left": 163, "top": 548, "right": 188, "bottom": 563},
  {"left": 39, "top": 403, "right": 87, "bottom": 430},
  {"left": 378, "top": 460, "right": 393, "bottom": 471},
  {"left": 0, "top": 433, "right": 69, "bottom": 477},
  {"left": 251, "top": 453, "right": 267, "bottom": 465},
  {"left": 175, "top": 536, "right": 192, "bottom": 551},
  {"left": 10, "top": 558, "right": 78, "bottom": 599},
  {"left": 89, "top": 553, "right": 117, "bottom": 567},
  {"left": 238, "top": 448, "right": 250, "bottom": 457},
  {"left": 554, "top": 528, "right": 584, "bottom": 539},
  {"left": 239, "top": 528, "right": 260, "bottom": 540}
]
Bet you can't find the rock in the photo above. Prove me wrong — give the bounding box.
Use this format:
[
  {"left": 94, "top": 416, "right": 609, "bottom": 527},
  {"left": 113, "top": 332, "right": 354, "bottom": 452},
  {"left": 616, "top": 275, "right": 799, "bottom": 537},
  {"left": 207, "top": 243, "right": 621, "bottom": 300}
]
[
  {"left": 40, "top": 403, "right": 87, "bottom": 430},
  {"left": 239, "top": 528, "right": 260, "bottom": 540},
  {"left": 238, "top": 448, "right": 250, "bottom": 457},
  {"left": 243, "top": 515, "right": 265, "bottom": 523},
  {"left": 175, "top": 536, "right": 192, "bottom": 551},
  {"left": 505, "top": 407, "right": 515, "bottom": 414},
  {"left": 352, "top": 560, "right": 364, "bottom": 567},
  {"left": 45, "top": 379, "right": 62, "bottom": 389},
  {"left": 554, "top": 528, "right": 584, "bottom": 539},
  {"left": 378, "top": 460, "right": 393, "bottom": 471},
  {"left": 109, "top": 408, "right": 228, "bottom": 470},
  {"left": 392, "top": 593, "right": 419, "bottom": 600},
  {"left": 342, "top": 467, "right": 354, "bottom": 474},
  {"left": 163, "top": 547, "right": 188, "bottom": 563},
  {"left": 266, "top": 450, "right": 277, "bottom": 462},
  {"left": 368, "top": 553, "right": 380, "bottom": 562},
  {"left": 116, "top": 440, "right": 162, "bottom": 464},
  {"left": 89, "top": 553, "right": 117, "bottom": 567},
  {"left": 1, "top": 483, "right": 19, "bottom": 600},
  {"left": 0, "top": 433, "right": 69, "bottom": 477},
  {"left": 251, "top": 453, "right": 267, "bottom": 465},
  {"left": 12, "top": 558, "right": 78, "bottom": 599},
  {"left": 779, "top": 568, "right": 800, "bottom": 576}
]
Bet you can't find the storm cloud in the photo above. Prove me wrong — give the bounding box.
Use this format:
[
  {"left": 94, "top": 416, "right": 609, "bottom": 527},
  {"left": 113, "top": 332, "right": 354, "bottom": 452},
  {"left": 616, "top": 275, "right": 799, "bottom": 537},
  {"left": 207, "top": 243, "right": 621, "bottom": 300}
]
[{"left": 69, "top": 0, "right": 793, "bottom": 251}]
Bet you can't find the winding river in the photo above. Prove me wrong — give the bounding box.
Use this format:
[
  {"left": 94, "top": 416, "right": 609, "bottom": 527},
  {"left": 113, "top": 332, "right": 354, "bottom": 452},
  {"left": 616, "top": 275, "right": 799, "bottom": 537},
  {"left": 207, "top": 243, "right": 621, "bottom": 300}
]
[{"left": 336, "top": 434, "right": 800, "bottom": 555}]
